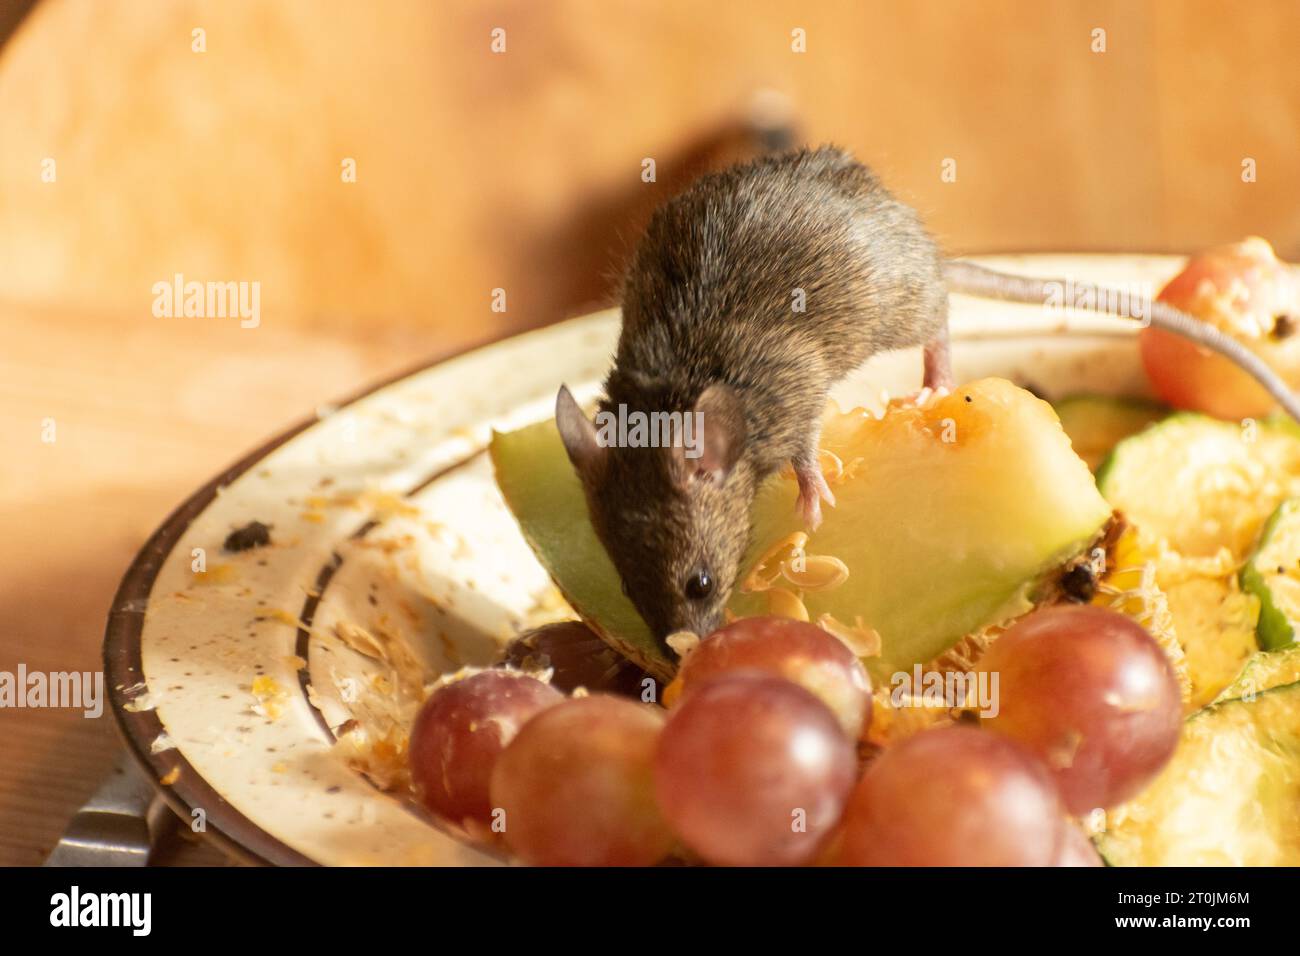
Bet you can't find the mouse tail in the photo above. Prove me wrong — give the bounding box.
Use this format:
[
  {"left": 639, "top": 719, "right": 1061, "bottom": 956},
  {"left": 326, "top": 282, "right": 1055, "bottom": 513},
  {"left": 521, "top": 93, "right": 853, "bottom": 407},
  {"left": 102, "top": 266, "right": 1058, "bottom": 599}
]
[{"left": 943, "top": 259, "right": 1300, "bottom": 424}]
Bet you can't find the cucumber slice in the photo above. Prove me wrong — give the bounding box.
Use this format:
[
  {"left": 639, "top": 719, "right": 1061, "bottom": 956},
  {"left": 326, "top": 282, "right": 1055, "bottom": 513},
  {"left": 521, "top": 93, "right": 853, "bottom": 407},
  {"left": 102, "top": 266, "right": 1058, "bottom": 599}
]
[
  {"left": 1053, "top": 394, "right": 1166, "bottom": 471},
  {"left": 1218, "top": 645, "right": 1300, "bottom": 702},
  {"left": 1265, "top": 409, "right": 1300, "bottom": 441},
  {"left": 1240, "top": 498, "right": 1300, "bottom": 650},
  {"left": 1162, "top": 574, "right": 1259, "bottom": 710},
  {"left": 1098, "top": 681, "right": 1300, "bottom": 865},
  {"left": 1097, "top": 412, "right": 1300, "bottom": 561},
  {"left": 1097, "top": 413, "right": 1300, "bottom": 704}
]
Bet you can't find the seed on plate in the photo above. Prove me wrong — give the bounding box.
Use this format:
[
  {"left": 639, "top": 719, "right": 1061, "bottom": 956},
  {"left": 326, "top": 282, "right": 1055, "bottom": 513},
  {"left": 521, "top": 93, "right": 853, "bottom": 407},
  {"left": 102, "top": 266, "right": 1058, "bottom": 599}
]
[
  {"left": 781, "top": 554, "right": 849, "bottom": 591},
  {"left": 815, "top": 612, "right": 882, "bottom": 658},
  {"left": 740, "top": 532, "right": 808, "bottom": 593},
  {"left": 766, "top": 587, "right": 809, "bottom": 621}
]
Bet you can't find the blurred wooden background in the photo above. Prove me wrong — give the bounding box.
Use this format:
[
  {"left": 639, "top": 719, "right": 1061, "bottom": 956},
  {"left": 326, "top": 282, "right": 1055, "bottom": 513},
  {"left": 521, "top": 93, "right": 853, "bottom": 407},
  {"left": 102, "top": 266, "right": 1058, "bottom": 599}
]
[
  {"left": 1, "top": 0, "right": 1298, "bottom": 864},
  {"left": 3, "top": 0, "right": 1299, "bottom": 334}
]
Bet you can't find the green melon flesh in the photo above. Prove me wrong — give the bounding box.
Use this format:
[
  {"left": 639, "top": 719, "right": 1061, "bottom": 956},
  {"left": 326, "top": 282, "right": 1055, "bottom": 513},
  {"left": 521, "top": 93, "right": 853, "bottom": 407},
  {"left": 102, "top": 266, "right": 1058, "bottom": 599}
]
[
  {"left": 491, "top": 378, "right": 1111, "bottom": 680},
  {"left": 491, "top": 415, "right": 667, "bottom": 676}
]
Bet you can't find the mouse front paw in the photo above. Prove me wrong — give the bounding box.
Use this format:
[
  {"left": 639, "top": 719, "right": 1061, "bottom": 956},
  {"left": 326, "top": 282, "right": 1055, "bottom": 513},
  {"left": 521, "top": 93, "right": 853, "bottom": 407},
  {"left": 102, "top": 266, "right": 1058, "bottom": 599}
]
[
  {"left": 794, "top": 458, "right": 836, "bottom": 531},
  {"left": 900, "top": 384, "right": 951, "bottom": 407}
]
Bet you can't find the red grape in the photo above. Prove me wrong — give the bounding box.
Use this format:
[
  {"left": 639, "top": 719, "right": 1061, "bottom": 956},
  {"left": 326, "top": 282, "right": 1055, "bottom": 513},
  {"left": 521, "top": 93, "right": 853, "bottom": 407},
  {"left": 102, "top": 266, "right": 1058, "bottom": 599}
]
[
  {"left": 838, "top": 726, "right": 1066, "bottom": 866},
  {"left": 503, "top": 621, "right": 653, "bottom": 698},
  {"left": 408, "top": 669, "right": 562, "bottom": 828},
  {"left": 489, "top": 695, "right": 674, "bottom": 866},
  {"left": 978, "top": 604, "right": 1182, "bottom": 814},
  {"left": 671, "top": 616, "right": 872, "bottom": 737},
  {"left": 655, "top": 673, "right": 857, "bottom": 866}
]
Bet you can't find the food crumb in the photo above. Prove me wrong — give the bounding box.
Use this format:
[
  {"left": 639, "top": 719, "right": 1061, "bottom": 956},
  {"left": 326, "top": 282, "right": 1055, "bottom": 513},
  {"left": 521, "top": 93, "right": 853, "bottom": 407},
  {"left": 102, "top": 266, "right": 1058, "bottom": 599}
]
[
  {"left": 223, "top": 521, "right": 273, "bottom": 552},
  {"left": 251, "top": 675, "right": 289, "bottom": 720},
  {"left": 665, "top": 631, "right": 700, "bottom": 659},
  {"left": 193, "top": 564, "right": 239, "bottom": 585}
]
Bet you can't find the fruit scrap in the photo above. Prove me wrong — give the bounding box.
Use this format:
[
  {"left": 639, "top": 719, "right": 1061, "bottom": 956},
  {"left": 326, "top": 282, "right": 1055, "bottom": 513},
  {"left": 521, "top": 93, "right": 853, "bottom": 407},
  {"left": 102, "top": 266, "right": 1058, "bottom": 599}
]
[
  {"left": 337, "top": 722, "right": 413, "bottom": 793},
  {"left": 250, "top": 675, "right": 289, "bottom": 720},
  {"left": 781, "top": 554, "right": 849, "bottom": 592},
  {"left": 739, "top": 532, "right": 807, "bottom": 593},
  {"left": 223, "top": 520, "right": 272, "bottom": 552},
  {"left": 765, "top": 587, "right": 810, "bottom": 621},
  {"left": 1089, "top": 525, "right": 1192, "bottom": 706},
  {"left": 1139, "top": 237, "right": 1300, "bottom": 420},
  {"left": 815, "top": 613, "right": 881, "bottom": 659}
]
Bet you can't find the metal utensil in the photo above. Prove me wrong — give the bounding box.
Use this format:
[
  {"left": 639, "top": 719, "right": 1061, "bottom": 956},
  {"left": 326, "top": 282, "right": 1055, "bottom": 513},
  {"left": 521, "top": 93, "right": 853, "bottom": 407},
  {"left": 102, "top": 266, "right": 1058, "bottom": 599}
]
[{"left": 44, "top": 751, "right": 173, "bottom": 867}]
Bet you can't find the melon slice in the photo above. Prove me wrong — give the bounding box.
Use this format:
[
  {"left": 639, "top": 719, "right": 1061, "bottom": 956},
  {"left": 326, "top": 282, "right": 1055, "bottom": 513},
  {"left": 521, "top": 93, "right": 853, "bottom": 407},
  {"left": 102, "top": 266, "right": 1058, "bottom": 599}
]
[{"left": 491, "top": 378, "right": 1111, "bottom": 681}]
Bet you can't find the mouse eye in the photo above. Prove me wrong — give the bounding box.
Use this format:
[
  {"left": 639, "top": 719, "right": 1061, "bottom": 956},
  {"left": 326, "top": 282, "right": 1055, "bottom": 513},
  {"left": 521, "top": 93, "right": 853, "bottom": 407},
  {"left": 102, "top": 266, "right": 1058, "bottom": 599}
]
[{"left": 684, "top": 569, "right": 714, "bottom": 601}]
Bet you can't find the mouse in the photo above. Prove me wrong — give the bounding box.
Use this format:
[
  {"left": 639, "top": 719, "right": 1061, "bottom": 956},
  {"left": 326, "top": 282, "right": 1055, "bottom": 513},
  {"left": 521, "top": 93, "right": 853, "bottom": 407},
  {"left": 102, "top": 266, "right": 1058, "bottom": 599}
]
[{"left": 554, "top": 145, "right": 1300, "bottom": 649}]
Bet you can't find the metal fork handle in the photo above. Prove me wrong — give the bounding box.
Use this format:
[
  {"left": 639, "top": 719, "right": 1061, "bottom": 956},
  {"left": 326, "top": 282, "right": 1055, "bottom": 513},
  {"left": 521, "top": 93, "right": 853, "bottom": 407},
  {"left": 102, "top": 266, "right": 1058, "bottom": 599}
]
[{"left": 44, "top": 751, "right": 172, "bottom": 867}]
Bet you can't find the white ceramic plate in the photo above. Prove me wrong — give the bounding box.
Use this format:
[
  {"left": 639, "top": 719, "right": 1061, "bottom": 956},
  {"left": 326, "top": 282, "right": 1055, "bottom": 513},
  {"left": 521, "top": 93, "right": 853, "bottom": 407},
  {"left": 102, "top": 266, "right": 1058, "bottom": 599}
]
[{"left": 105, "top": 254, "right": 1182, "bottom": 865}]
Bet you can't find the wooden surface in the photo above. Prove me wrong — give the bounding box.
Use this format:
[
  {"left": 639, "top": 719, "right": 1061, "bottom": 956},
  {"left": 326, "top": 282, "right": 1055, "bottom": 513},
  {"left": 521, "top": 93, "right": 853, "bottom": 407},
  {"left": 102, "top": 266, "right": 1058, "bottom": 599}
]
[
  {"left": 2, "top": 0, "right": 1299, "bottom": 865},
  {"left": 0, "top": 301, "right": 451, "bottom": 865},
  {"left": 1, "top": 0, "right": 1298, "bottom": 338}
]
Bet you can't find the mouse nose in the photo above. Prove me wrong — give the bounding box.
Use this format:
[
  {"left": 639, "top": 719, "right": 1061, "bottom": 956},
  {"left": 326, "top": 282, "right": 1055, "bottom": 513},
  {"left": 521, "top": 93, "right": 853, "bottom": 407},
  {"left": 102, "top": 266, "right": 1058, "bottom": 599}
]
[{"left": 689, "top": 607, "right": 724, "bottom": 641}]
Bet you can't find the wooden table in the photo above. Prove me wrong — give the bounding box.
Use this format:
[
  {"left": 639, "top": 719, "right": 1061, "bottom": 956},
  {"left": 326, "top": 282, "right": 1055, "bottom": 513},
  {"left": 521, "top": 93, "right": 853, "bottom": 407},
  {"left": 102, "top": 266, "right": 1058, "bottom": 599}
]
[{"left": 0, "top": 300, "right": 484, "bottom": 865}]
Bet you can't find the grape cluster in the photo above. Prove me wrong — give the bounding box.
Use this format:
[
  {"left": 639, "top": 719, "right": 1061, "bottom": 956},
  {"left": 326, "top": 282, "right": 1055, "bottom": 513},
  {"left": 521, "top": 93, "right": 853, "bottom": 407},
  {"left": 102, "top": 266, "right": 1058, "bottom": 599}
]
[{"left": 407, "top": 606, "right": 1181, "bottom": 866}]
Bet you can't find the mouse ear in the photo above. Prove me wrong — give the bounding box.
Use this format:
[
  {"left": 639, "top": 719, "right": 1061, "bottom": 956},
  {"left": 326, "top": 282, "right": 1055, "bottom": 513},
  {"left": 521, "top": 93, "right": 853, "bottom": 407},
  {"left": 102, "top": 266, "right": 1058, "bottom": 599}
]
[
  {"left": 683, "top": 383, "right": 747, "bottom": 484},
  {"left": 555, "top": 385, "right": 607, "bottom": 482}
]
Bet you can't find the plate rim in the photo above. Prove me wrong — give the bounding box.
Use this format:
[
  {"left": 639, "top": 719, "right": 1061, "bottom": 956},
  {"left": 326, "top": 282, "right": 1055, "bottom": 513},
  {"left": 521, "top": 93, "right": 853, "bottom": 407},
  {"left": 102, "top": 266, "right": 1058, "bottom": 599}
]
[{"left": 102, "top": 342, "right": 506, "bottom": 866}]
